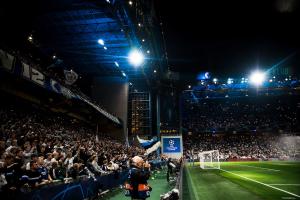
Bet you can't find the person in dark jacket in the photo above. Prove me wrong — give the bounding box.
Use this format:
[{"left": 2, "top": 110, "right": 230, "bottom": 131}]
[{"left": 125, "top": 156, "right": 151, "bottom": 200}]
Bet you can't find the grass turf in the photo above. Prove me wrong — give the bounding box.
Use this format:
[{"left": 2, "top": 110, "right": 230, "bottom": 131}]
[{"left": 183, "top": 161, "right": 300, "bottom": 200}]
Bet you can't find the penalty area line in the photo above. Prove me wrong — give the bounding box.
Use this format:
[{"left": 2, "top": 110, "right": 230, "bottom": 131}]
[
  {"left": 219, "top": 168, "right": 300, "bottom": 198},
  {"left": 231, "top": 164, "right": 280, "bottom": 172}
]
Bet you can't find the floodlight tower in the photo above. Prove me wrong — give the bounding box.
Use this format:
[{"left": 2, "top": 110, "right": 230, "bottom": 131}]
[
  {"left": 128, "top": 49, "right": 145, "bottom": 67},
  {"left": 249, "top": 71, "right": 265, "bottom": 86}
]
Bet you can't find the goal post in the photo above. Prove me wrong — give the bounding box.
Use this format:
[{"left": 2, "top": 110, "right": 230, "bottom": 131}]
[{"left": 198, "top": 150, "right": 220, "bottom": 169}]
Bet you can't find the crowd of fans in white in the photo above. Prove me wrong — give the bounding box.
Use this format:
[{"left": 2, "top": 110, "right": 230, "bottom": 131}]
[
  {"left": 0, "top": 104, "right": 145, "bottom": 194},
  {"left": 183, "top": 96, "right": 299, "bottom": 133},
  {"left": 183, "top": 95, "right": 300, "bottom": 161},
  {"left": 184, "top": 134, "right": 300, "bottom": 161}
]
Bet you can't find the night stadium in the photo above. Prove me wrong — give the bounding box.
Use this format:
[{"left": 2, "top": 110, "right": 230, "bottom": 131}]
[{"left": 0, "top": 0, "right": 299, "bottom": 200}]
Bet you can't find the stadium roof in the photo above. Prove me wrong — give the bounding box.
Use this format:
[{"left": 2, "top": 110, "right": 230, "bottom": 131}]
[{"left": 1, "top": 0, "right": 160, "bottom": 81}]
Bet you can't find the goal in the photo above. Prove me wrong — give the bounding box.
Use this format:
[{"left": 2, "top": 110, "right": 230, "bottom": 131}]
[{"left": 198, "top": 150, "right": 220, "bottom": 169}]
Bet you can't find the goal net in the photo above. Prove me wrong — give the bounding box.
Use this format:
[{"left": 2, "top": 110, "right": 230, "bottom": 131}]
[{"left": 198, "top": 150, "right": 220, "bottom": 169}]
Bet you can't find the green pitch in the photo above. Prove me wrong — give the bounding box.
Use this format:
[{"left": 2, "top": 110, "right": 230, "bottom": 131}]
[{"left": 183, "top": 161, "right": 300, "bottom": 200}]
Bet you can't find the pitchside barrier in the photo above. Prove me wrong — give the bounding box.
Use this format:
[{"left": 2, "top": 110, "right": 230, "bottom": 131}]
[
  {"left": 5, "top": 161, "right": 170, "bottom": 200},
  {"left": 176, "top": 161, "right": 184, "bottom": 200},
  {"left": 6, "top": 171, "right": 129, "bottom": 200}
]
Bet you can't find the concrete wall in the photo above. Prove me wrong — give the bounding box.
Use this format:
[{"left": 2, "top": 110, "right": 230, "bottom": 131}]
[{"left": 92, "top": 76, "right": 129, "bottom": 142}]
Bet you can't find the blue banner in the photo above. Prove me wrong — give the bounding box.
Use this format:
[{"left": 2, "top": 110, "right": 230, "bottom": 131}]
[
  {"left": 162, "top": 138, "right": 181, "bottom": 153},
  {"left": 0, "top": 49, "right": 120, "bottom": 124}
]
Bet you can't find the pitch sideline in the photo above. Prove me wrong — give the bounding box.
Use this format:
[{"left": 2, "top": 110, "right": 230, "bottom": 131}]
[{"left": 185, "top": 166, "right": 201, "bottom": 200}]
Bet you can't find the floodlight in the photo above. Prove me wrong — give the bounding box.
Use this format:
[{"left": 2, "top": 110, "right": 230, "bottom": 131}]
[
  {"left": 98, "top": 39, "right": 104, "bottom": 45},
  {"left": 128, "top": 49, "right": 144, "bottom": 67},
  {"left": 249, "top": 71, "right": 265, "bottom": 86}
]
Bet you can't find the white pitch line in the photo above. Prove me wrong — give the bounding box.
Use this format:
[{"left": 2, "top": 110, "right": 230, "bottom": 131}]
[
  {"left": 219, "top": 168, "right": 300, "bottom": 198},
  {"left": 269, "top": 184, "right": 300, "bottom": 186},
  {"left": 231, "top": 164, "right": 280, "bottom": 172}
]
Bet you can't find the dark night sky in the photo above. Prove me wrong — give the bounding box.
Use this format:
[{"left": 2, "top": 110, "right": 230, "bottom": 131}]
[{"left": 155, "top": 0, "right": 300, "bottom": 79}]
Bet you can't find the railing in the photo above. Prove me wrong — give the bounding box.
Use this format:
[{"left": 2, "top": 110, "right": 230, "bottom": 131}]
[
  {"left": 175, "top": 161, "right": 184, "bottom": 200},
  {"left": 7, "top": 171, "right": 128, "bottom": 200}
]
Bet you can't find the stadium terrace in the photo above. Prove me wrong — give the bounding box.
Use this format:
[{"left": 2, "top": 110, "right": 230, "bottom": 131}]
[{"left": 0, "top": 0, "right": 299, "bottom": 200}]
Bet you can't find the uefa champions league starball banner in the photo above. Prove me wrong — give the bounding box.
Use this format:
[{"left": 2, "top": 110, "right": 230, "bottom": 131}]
[{"left": 161, "top": 135, "right": 183, "bottom": 159}]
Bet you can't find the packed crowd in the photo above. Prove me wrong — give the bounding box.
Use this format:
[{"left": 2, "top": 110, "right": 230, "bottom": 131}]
[
  {"left": 184, "top": 133, "right": 300, "bottom": 160},
  {"left": 0, "top": 103, "right": 145, "bottom": 195},
  {"left": 182, "top": 95, "right": 300, "bottom": 133}
]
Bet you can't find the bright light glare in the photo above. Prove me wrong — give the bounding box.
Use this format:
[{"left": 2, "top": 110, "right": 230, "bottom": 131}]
[
  {"left": 128, "top": 49, "right": 144, "bottom": 67},
  {"left": 213, "top": 78, "right": 218, "bottom": 83},
  {"left": 249, "top": 71, "right": 265, "bottom": 86},
  {"left": 98, "top": 39, "right": 104, "bottom": 45},
  {"left": 114, "top": 62, "right": 119, "bottom": 67}
]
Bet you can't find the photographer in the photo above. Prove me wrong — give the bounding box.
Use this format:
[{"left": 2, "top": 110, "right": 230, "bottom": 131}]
[{"left": 125, "top": 156, "right": 152, "bottom": 200}]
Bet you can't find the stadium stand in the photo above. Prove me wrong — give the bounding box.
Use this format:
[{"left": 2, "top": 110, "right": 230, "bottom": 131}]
[
  {"left": 0, "top": 96, "right": 145, "bottom": 198},
  {"left": 184, "top": 133, "right": 300, "bottom": 161},
  {"left": 182, "top": 95, "right": 300, "bottom": 133},
  {"left": 182, "top": 87, "right": 300, "bottom": 162}
]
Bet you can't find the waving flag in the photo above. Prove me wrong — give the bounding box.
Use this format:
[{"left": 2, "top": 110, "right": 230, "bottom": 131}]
[
  {"left": 137, "top": 135, "right": 158, "bottom": 148},
  {"left": 137, "top": 135, "right": 161, "bottom": 156},
  {"left": 144, "top": 141, "right": 161, "bottom": 156}
]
